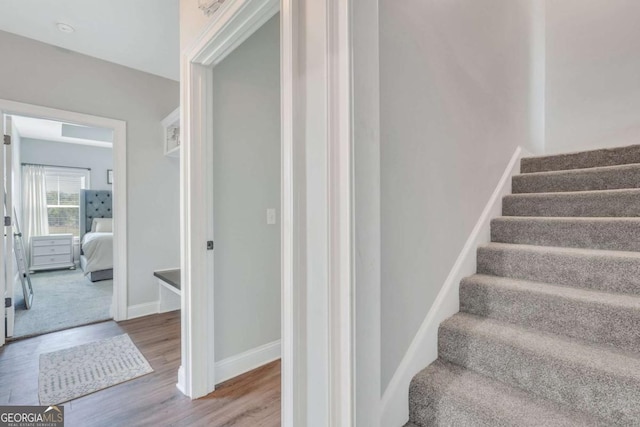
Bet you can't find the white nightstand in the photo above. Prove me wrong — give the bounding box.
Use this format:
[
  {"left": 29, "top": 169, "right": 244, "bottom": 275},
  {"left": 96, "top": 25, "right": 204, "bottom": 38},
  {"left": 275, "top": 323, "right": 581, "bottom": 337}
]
[{"left": 30, "top": 234, "right": 75, "bottom": 272}]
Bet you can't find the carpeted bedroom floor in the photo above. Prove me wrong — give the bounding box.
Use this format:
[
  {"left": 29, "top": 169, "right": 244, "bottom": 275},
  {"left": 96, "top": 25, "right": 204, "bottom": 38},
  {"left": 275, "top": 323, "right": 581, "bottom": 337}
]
[{"left": 12, "top": 269, "right": 112, "bottom": 339}]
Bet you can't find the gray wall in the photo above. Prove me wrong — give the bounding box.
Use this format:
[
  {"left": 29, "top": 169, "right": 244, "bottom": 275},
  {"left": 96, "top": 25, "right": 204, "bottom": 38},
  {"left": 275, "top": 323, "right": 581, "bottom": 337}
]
[
  {"left": 211, "top": 16, "right": 281, "bottom": 361},
  {"left": 21, "top": 138, "right": 113, "bottom": 191},
  {"left": 0, "top": 30, "right": 180, "bottom": 307},
  {"left": 380, "top": 0, "right": 539, "bottom": 391},
  {"left": 546, "top": 0, "right": 640, "bottom": 154}
]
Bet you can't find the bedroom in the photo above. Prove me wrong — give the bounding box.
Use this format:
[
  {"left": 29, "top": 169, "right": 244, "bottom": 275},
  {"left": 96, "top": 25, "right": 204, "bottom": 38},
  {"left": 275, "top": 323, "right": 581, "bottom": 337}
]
[{"left": 8, "top": 114, "right": 116, "bottom": 339}]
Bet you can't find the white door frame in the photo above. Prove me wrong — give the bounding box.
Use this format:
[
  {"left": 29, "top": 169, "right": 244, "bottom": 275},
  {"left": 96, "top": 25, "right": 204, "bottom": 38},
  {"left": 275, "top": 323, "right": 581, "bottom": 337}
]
[
  {"left": 0, "top": 115, "right": 12, "bottom": 346},
  {"left": 178, "top": 0, "right": 281, "bottom": 398},
  {"left": 0, "top": 99, "right": 128, "bottom": 324},
  {"left": 180, "top": 0, "right": 356, "bottom": 425}
]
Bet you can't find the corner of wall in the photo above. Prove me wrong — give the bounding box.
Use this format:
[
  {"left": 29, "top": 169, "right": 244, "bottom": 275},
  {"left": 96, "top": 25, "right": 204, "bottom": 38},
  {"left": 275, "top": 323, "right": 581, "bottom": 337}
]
[
  {"left": 380, "top": 146, "right": 526, "bottom": 426},
  {"left": 214, "top": 340, "right": 281, "bottom": 384}
]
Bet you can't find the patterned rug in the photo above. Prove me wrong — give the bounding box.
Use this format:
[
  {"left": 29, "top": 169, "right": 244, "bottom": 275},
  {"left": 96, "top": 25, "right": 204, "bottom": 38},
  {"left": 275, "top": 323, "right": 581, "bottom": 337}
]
[{"left": 39, "top": 334, "right": 153, "bottom": 405}]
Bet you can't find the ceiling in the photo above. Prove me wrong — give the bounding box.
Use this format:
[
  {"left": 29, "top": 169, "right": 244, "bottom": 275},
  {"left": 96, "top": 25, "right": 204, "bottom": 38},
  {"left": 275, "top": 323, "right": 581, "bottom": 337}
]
[
  {"left": 0, "top": 0, "right": 179, "bottom": 81},
  {"left": 12, "top": 115, "right": 113, "bottom": 149}
]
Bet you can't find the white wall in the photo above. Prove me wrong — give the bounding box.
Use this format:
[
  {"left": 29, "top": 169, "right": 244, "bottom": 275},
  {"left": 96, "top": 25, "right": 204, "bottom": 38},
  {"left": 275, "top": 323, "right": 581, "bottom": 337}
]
[
  {"left": 546, "top": 0, "right": 640, "bottom": 153},
  {"left": 211, "top": 16, "right": 281, "bottom": 361},
  {"left": 0, "top": 30, "right": 180, "bottom": 308},
  {"left": 380, "top": 0, "right": 539, "bottom": 392},
  {"left": 20, "top": 138, "right": 113, "bottom": 191}
]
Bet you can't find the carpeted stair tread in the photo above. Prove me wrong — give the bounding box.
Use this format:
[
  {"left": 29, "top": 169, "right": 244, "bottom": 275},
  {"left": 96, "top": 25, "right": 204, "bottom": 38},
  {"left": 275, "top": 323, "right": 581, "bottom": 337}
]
[
  {"left": 490, "top": 216, "right": 640, "bottom": 251},
  {"left": 502, "top": 188, "right": 640, "bottom": 217},
  {"left": 460, "top": 274, "right": 640, "bottom": 353},
  {"left": 408, "top": 359, "right": 605, "bottom": 427},
  {"left": 477, "top": 242, "right": 640, "bottom": 295},
  {"left": 521, "top": 144, "right": 640, "bottom": 173},
  {"left": 513, "top": 163, "right": 640, "bottom": 194},
  {"left": 438, "top": 313, "right": 640, "bottom": 424}
]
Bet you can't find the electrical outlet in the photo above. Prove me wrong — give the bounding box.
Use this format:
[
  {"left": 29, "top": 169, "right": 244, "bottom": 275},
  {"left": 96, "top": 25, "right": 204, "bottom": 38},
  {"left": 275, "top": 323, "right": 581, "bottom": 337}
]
[{"left": 267, "top": 208, "right": 276, "bottom": 225}]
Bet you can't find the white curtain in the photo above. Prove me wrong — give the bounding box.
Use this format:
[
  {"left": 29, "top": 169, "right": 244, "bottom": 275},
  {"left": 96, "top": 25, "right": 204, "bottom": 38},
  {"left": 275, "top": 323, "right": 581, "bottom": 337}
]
[{"left": 22, "top": 165, "right": 49, "bottom": 262}]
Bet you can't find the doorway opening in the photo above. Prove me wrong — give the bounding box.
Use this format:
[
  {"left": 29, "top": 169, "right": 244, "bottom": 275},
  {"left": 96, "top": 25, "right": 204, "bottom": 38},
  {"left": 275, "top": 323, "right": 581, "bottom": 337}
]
[
  {"left": 1, "top": 100, "right": 127, "bottom": 346},
  {"left": 210, "top": 13, "right": 282, "bottom": 387}
]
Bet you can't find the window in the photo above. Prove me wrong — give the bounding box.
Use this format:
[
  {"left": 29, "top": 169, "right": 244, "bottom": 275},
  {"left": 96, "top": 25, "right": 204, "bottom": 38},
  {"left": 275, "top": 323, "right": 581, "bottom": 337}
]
[{"left": 44, "top": 167, "right": 90, "bottom": 237}]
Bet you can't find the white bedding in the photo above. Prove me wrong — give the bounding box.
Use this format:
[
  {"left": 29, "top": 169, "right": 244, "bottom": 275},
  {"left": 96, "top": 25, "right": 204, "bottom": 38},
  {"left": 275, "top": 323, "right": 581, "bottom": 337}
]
[{"left": 81, "top": 232, "right": 113, "bottom": 274}]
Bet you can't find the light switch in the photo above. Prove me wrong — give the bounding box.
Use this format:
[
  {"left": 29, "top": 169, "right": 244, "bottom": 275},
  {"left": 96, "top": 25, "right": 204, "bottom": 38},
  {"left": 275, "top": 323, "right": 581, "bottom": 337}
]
[{"left": 267, "top": 208, "right": 276, "bottom": 225}]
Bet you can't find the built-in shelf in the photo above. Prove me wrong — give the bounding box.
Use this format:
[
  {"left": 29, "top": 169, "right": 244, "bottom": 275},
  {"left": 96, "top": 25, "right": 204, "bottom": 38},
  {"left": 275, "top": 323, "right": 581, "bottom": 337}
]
[{"left": 162, "top": 107, "right": 180, "bottom": 158}]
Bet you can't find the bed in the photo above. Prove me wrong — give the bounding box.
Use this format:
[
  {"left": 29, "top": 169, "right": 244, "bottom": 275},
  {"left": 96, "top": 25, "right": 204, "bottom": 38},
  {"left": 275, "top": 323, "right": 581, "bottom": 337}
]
[{"left": 80, "top": 190, "right": 113, "bottom": 282}]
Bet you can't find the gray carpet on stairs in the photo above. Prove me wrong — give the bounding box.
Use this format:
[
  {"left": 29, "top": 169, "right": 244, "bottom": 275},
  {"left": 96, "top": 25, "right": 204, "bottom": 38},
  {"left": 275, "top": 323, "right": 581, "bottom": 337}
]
[
  {"left": 502, "top": 188, "right": 640, "bottom": 217},
  {"left": 521, "top": 144, "right": 640, "bottom": 173},
  {"left": 513, "top": 163, "right": 640, "bottom": 194},
  {"left": 460, "top": 274, "right": 640, "bottom": 353},
  {"left": 408, "top": 144, "right": 640, "bottom": 426},
  {"left": 491, "top": 216, "right": 640, "bottom": 251},
  {"left": 409, "top": 360, "right": 606, "bottom": 427},
  {"left": 477, "top": 243, "right": 640, "bottom": 295}
]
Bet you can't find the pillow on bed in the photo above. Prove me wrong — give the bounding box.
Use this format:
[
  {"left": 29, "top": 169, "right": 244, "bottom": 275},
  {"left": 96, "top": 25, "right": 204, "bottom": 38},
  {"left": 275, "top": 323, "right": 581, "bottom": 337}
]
[{"left": 91, "top": 218, "right": 113, "bottom": 232}]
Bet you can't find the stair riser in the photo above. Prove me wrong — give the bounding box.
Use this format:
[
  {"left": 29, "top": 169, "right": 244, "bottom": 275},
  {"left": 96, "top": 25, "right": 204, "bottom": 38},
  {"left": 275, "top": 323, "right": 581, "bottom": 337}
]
[
  {"left": 502, "top": 191, "right": 640, "bottom": 217},
  {"left": 438, "top": 326, "right": 640, "bottom": 424},
  {"left": 477, "top": 246, "right": 640, "bottom": 295},
  {"left": 409, "top": 361, "right": 604, "bottom": 427},
  {"left": 521, "top": 145, "right": 640, "bottom": 173},
  {"left": 513, "top": 166, "right": 640, "bottom": 194},
  {"left": 490, "top": 218, "right": 640, "bottom": 251},
  {"left": 460, "top": 279, "right": 640, "bottom": 354},
  {"left": 408, "top": 384, "right": 497, "bottom": 427}
]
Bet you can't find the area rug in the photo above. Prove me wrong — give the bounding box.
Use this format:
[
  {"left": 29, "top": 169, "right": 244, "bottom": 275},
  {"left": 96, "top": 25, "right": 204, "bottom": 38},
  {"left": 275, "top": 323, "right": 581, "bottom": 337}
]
[
  {"left": 39, "top": 334, "right": 153, "bottom": 405},
  {"left": 14, "top": 269, "right": 112, "bottom": 338}
]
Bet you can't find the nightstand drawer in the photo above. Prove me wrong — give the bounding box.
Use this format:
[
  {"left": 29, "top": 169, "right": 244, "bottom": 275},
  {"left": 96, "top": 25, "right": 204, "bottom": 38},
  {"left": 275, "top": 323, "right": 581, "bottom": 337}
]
[
  {"left": 32, "top": 245, "right": 71, "bottom": 256},
  {"left": 32, "top": 254, "right": 72, "bottom": 266},
  {"left": 33, "top": 237, "right": 72, "bottom": 247}
]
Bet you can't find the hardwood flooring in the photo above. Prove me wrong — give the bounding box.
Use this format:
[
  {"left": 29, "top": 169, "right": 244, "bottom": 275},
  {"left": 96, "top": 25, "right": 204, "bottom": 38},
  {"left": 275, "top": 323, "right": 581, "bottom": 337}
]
[{"left": 0, "top": 311, "right": 281, "bottom": 426}]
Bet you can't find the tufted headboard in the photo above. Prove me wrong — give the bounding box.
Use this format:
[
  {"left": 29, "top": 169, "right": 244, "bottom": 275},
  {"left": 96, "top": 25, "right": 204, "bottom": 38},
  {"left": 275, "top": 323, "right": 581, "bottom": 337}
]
[{"left": 80, "top": 190, "right": 113, "bottom": 238}]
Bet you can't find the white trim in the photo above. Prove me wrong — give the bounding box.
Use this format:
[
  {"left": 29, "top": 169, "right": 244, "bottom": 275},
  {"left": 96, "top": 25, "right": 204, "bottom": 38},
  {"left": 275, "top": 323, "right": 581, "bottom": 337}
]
[
  {"left": 180, "top": 59, "right": 215, "bottom": 398},
  {"left": 4, "top": 117, "right": 14, "bottom": 339},
  {"left": 0, "top": 99, "right": 128, "bottom": 323},
  {"left": 127, "top": 301, "right": 159, "bottom": 319},
  {"left": 176, "top": 366, "right": 187, "bottom": 395},
  {"left": 187, "top": 0, "right": 280, "bottom": 67},
  {"left": 0, "top": 114, "right": 6, "bottom": 346},
  {"left": 215, "top": 340, "right": 281, "bottom": 384},
  {"left": 280, "top": 0, "right": 301, "bottom": 425},
  {"left": 380, "top": 146, "right": 528, "bottom": 426},
  {"left": 327, "top": 0, "right": 355, "bottom": 424}
]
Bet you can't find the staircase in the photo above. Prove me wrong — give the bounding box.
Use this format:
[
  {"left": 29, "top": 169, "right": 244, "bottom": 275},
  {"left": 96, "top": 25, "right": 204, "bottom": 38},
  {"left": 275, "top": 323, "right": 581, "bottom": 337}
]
[{"left": 406, "top": 145, "right": 640, "bottom": 426}]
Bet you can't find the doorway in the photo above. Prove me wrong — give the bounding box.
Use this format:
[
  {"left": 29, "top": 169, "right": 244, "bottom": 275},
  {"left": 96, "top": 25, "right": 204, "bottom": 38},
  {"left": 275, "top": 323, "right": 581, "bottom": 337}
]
[
  {"left": 210, "top": 14, "right": 281, "bottom": 385},
  {"left": 0, "top": 100, "right": 127, "bottom": 346}
]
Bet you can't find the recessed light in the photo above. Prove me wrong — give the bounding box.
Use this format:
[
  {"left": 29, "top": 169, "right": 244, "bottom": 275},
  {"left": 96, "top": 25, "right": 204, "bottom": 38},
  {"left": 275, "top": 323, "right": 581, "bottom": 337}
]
[{"left": 56, "top": 23, "right": 75, "bottom": 34}]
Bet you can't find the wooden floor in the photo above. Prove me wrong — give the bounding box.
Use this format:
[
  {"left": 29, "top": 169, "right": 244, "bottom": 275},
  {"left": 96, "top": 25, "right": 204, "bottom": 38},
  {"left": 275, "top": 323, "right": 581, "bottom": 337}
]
[{"left": 0, "top": 311, "right": 281, "bottom": 426}]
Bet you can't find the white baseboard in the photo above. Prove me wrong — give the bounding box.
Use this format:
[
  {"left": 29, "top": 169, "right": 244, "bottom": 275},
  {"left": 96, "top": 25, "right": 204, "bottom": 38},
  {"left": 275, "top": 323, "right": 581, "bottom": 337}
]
[
  {"left": 176, "top": 365, "right": 187, "bottom": 395},
  {"left": 380, "top": 146, "right": 528, "bottom": 426},
  {"left": 215, "top": 340, "right": 281, "bottom": 384},
  {"left": 127, "top": 301, "right": 160, "bottom": 320}
]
